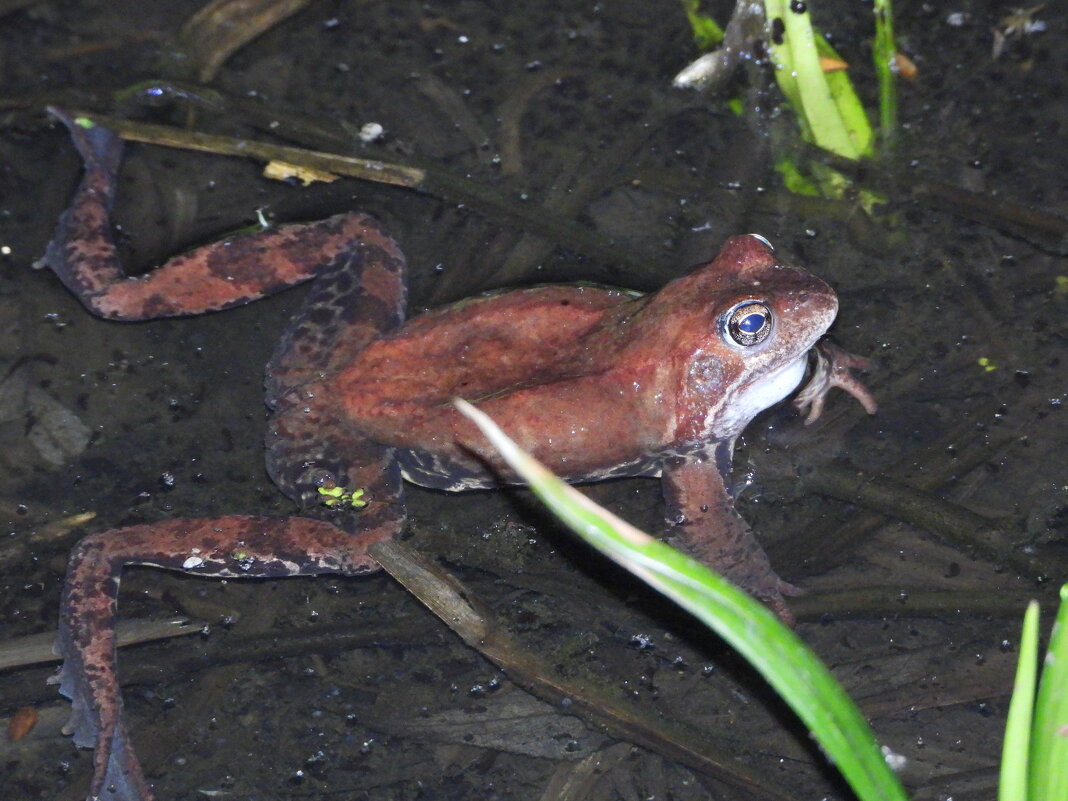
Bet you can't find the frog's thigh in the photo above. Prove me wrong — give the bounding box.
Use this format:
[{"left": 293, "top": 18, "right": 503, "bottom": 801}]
[
  {"left": 266, "top": 403, "right": 406, "bottom": 543},
  {"left": 266, "top": 224, "right": 406, "bottom": 399}
]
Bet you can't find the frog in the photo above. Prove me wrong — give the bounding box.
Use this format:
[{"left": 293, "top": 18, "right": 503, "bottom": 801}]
[{"left": 37, "top": 108, "right": 876, "bottom": 801}]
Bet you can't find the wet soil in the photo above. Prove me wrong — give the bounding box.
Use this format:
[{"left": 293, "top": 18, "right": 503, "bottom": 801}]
[{"left": 0, "top": 0, "right": 1066, "bottom": 799}]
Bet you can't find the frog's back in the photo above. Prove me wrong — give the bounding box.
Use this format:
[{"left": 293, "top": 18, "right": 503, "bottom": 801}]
[{"left": 338, "top": 283, "right": 639, "bottom": 408}]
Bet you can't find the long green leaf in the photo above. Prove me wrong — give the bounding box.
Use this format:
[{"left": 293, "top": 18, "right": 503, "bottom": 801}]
[
  {"left": 457, "top": 399, "right": 908, "bottom": 801},
  {"left": 1030, "top": 584, "right": 1068, "bottom": 800},
  {"left": 764, "top": 0, "right": 872, "bottom": 159},
  {"left": 1000, "top": 601, "right": 1038, "bottom": 801}
]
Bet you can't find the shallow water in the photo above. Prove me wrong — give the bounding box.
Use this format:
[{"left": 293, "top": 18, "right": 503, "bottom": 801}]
[{"left": 0, "top": 0, "right": 1066, "bottom": 799}]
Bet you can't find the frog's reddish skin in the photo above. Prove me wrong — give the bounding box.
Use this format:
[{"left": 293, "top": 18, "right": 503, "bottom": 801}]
[{"left": 39, "top": 109, "right": 875, "bottom": 801}]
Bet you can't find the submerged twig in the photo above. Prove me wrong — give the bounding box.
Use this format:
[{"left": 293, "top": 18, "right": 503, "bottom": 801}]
[
  {"left": 818, "top": 150, "right": 1068, "bottom": 254},
  {"left": 797, "top": 462, "right": 1041, "bottom": 578},
  {"left": 415, "top": 73, "right": 495, "bottom": 164},
  {"left": 57, "top": 111, "right": 647, "bottom": 272},
  {"left": 497, "top": 68, "right": 569, "bottom": 175},
  {"left": 177, "top": 0, "right": 315, "bottom": 83},
  {"left": 67, "top": 110, "right": 425, "bottom": 186},
  {"left": 115, "top": 80, "right": 361, "bottom": 152},
  {"left": 370, "top": 538, "right": 795, "bottom": 801},
  {"left": 537, "top": 742, "right": 635, "bottom": 801},
  {"left": 771, "top": 383, "right": 1036, "bottom": 588},
  {"left": 791, "top": 586, "right": 1055, "bottom": 621},
  {"left": 0, "top": 616, "right": 441, "bottom": 709},
  {"left": 0, "top": 617, "right": 201, "bottom": 671},
  {"left": 907, "top": 178, "right": 1068, "bottom": 255}
]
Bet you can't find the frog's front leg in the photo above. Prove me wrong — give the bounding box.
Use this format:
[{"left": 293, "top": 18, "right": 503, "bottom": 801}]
[
  {"left": 55, "top": 516, "right": 380, "bottom": 801},
  {"left": 794, "top": 341, "right": 879, "bottom": 424},
  {"left": 661, "top": 448, "right": 800, "bottom": 622}
]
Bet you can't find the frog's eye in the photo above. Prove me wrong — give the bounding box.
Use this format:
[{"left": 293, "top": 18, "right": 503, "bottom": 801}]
[{"left": 725, "top": 302, "right": 772, "bottom": 346}]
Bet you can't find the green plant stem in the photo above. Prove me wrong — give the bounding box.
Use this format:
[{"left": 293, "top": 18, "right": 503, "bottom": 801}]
[
  {"left": 872, "top": 0, "right": 898, "bottom": 141},
  {"left": 999, "top": 600, "right": 1037, "bottom": 801}
]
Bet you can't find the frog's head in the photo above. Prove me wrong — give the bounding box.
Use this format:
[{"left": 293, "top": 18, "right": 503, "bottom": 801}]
[{"left": 654, "top": 234, "right": 839, "bottom": 445}]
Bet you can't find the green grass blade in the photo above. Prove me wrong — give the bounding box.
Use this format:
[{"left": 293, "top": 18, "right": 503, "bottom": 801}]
[
  {"left": 872, "top": 0, "right": 898, "bottom": 139},
  {"left": 457, "top": 399, "right": 909, "bottom": 801},
  {"left": 814, "top": 32, "right": 874, "bottom": 157},
  {"left": 764, "top": 0, "right": 872, "bottom": 159},
  {"left": 679, "top": 0, "right": 725, "bottom": 49},
  {"left": 1000, "top": 600, "right": 1038, "bottom": 801},
  {"left": 1030, "top": 584, "right": 1068, "bottom": 800}
]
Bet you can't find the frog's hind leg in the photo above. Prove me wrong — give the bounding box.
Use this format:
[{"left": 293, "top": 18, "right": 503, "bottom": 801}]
[
  {"left": 265, "top": 397, "right": 408, "bottom": 551},
  {"left": 263, "top": 190, "right": 408, "bottom": 543},
  {"left": 54, "top": 515, "right": 380, "bottom": 801},
  {"left": 264, "top": 207, "right": 407, "bottom": 398},
  {"left": 38, "top": 108, "right": 399, "bottom": 321}
]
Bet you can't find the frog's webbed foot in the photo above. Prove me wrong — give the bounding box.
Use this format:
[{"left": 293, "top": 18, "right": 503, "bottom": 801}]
[
  {"left": 662, "top": 453, "right": 799, "bottom": 624},
  {"left": 668, "top": 524, "right": 802, "bottom": 626},
  {"left": 54, "top": 516, "right": 381, "bottom": 801},
  {"left": 794, "top": 340, "right": 878, "bottom": 424},
  {"left": 265, "top": 395, "right": 409, "bottom": 535},
  {"left": 44, "top": 106, "right": 124, "bottom": 180}
]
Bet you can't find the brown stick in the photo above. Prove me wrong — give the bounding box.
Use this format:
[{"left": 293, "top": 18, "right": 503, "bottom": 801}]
[
  {"left": 790, "top": 586, "right": 1054, "bottom": 622},
  {"left": 796, "top": 463, "right": 1041, "bottom": 577},
  {"left": 57, "top": 111, "right": 647, "bottom": 272},
  {"left": 370, "top": 539, "right": 798, "bottom": 801}
]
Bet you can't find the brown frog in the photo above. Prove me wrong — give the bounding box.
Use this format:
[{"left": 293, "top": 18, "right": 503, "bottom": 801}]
[{"left": 38, "top": 109, "right": 875, "bottom": 801}]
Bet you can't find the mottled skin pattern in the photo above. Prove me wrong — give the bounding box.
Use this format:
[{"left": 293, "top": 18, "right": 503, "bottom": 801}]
[
  {"left": 54, "top": 517, "right": 377, "bottom": 801},
  {"left": 39, "top": 109, "right": 875, "bottom": 801}
]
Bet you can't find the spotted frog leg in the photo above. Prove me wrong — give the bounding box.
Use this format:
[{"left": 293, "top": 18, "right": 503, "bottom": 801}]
[
  {"left": 52, "top": 518, "right": 380, "bottom": 801},
  {"left": 794, "top": 341, "right": 879, "bottom": 424},
  {"left": 38, "top": 109, "right": 406, "bottom": 801},
  {"left": 662, "top": 444, "right": 803, "bottom": 623}
]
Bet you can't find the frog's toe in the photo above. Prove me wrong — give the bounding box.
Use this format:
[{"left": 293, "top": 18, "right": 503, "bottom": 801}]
[
  {"left": 795, "top": 340, "right": 878, "bottom": 423},
  {"left": 751, "top": 574, "right": 803, "bottom": 625},
  {"left": 46, "top": 107, "right": 124, "bottom": 174},
  {"left": 777, "top": 578, "right": 805, "bottom": 597},
  {"left": 764, "top": 593, "right": 797, "bottom": 627}
]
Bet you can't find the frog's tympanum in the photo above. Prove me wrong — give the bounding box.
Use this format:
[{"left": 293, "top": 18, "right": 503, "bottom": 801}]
[{"left": 38, "top": 109, "right": 876, "bottom": 801}]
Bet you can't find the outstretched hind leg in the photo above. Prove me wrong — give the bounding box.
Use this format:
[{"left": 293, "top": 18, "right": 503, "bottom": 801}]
[
  {"left": 54, "top": 515, "right": 381, "bottom": 801},
  {"left": 263, "top": 199, "right": 409, "bottom": 545},
  {"left": 264, "top": 203, "right": 407, "bottom": 402},
  {"left": 37, "top": 108, "right": 397, "bottom": 321}
]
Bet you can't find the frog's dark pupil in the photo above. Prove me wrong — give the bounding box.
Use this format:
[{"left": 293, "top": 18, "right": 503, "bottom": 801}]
[{"left": 739, "top": 313, "right": 764, "bottom": 333}]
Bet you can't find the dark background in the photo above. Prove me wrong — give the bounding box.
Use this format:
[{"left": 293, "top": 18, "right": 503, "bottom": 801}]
[{"left": 0, "top": 1, "right": 1065, "bottom": 799}]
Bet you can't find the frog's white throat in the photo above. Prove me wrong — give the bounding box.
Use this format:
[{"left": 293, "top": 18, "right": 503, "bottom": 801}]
[{"left": 707, "top": 356, "right": 809, "bottom": 439}]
